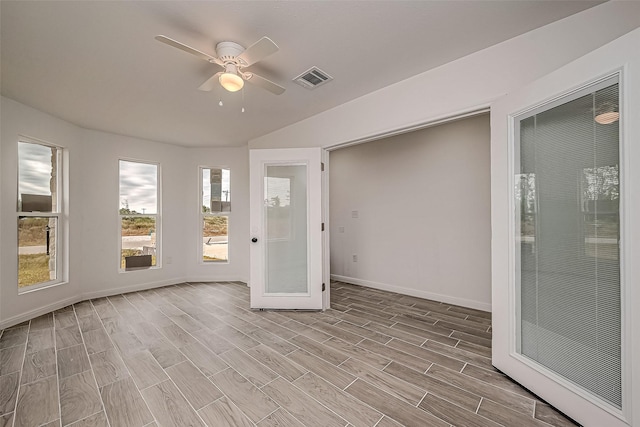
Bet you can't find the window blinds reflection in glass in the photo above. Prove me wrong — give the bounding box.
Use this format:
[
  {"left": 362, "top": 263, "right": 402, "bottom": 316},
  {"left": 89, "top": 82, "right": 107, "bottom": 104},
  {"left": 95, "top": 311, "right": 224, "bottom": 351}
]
[
  {"left": 516, "top": 81, "right": 621, "bottom": 408},
  {"left": 264, "top": 164, "right": 308, "bottom": 294}
]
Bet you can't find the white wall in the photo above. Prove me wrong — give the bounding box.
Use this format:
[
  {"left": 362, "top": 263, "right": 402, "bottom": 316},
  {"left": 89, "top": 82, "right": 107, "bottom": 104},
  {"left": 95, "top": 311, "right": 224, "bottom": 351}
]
[
  {"left": 330, "top": 114, "right": 491, "bottom": 311},
  {"left": 183, "top": 147, "right": 250, "bottom": 283},
  {"left": 77, "top": 129, "right": 190, "bottom": 298},
  {"left": 4, "top": 1, "right": 639, "bottom": 327},
  {"left": 249, "top": 1, "right": 640, "bottom": 151},
  {"left": 0, "top": 97, "right": 250, "bottom": 328},
  {"left": 1, "top": 97, "right": 84, "bottom": 326}
]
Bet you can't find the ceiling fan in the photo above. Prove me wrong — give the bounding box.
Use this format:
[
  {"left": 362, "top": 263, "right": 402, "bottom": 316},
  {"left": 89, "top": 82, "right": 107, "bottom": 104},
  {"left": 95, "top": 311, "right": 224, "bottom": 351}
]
[{"left": 155, "top": 35, "right": 285, "bottom": 95}]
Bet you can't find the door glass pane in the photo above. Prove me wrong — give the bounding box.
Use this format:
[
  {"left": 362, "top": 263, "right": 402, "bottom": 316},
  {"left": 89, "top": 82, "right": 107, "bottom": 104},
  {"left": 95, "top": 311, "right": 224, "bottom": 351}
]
[
  {"left": 516, "top": 81, "right": 621, "bottom": 408},
  {"left": 264, "top": 164, "right": 308, "bottom": 294}
]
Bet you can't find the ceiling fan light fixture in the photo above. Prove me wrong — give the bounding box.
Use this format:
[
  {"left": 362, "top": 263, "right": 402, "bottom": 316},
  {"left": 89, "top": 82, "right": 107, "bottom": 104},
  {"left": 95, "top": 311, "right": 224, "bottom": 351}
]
[
  {"left": 219, "top": 72, "right": 244, "bottom": 92},
  {"left": 595, "top": 111, "right": 619, "bottom": 125}
]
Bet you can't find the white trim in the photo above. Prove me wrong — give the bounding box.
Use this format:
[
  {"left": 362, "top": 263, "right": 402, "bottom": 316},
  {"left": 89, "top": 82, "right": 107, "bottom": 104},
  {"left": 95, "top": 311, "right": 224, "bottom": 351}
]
[
  {"left": 0, "top": 294, "right": 80, "bottom": 330},
  {"left": 1, "top": 276, "right": 250, "bottom": 330},
  {"left": 80, "top": 277, "right": 184, "bottom": 301},
  {"left": 512, "top": 75, "right": 619, "bottom": 121},
  {"left": 507, "top": 108, "right": 519, "bottom": 362},
  {"left": 331, "top": 274, "right": 492, "bottom": 312},
  {"left": 184, "top": 276, "right": 247, "bottom": 284},
  {"left": 321, "top": 149, "right": 330, "bottom": 311},
  {"left": 17, "top": 279, "right": 67, "bottom": 295},
  {"left": 325, "top": 105, "right": 490, "bottom": 151},
  {"left": 618, "top": 63, "right": 633, "bottom": 421}
]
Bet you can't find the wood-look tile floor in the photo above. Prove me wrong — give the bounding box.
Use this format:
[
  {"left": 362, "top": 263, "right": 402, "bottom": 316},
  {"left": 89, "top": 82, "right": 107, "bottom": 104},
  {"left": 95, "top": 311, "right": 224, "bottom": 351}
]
[{"left": 0, "top": 281, "right": 579, "bottom": 427}]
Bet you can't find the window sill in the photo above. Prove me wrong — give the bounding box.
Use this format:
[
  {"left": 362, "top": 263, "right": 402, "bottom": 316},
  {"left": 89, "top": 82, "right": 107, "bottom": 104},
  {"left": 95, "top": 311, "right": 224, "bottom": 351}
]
[
  {"left": 119, "top": 265, "right": 161, "bottom": 273},
  {"left": 199, "top": 260, "right": 230, "bottom": 265},
  {"left": 18, "top": 280, "right": 67, "bottom": 295}
]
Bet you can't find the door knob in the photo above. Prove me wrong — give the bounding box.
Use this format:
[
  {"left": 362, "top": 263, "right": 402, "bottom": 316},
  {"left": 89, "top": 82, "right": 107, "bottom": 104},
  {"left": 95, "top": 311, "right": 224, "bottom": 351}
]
[{"left": 251, "top": 237, "right": 258, "bottom": 243}]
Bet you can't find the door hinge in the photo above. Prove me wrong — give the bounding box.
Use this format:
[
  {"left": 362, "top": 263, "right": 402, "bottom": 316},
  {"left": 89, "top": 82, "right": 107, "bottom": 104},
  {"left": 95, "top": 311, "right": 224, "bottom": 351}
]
[
  {"left": 322, "top": 283, "right": 326, "bottom": 291},
  {"left": 321, "top": 222, "right": 325, "bottom": 231},
  {"left": 321, "top": 162, "right": 325, "bottom": 172}
]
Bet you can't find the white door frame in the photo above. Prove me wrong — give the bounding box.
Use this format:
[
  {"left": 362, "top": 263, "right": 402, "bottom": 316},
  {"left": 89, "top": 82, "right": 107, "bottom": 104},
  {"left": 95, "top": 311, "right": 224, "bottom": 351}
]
[
  {"left": 249, "top": 148, "right": 325, "bottom": 310},
  {"left": 321, "top": 148, "right": 331, "bottom": 310},
  {"left": 491, "top": 29, "right": 640, "bottom": 427}
]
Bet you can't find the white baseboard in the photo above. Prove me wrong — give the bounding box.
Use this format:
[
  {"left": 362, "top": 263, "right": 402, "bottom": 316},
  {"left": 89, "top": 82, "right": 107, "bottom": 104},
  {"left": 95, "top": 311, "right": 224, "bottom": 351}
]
[
  {"left": 80, "top": 278, "right": 186, "bottom": 301},
  {"left": 330, "top": 274, "right": 492, "bottom": 312},
  {"left": 184, "top": 276, "right": 247, "bottom": 284},
  {"left": 2, "top": 273, "right": 488, "bottom": 329},
  {"left": 0, "top": 276, "right": 249, "bottom": 329},
  {"left": 0, "top": 295, "right": 81, "bottom": 330}
]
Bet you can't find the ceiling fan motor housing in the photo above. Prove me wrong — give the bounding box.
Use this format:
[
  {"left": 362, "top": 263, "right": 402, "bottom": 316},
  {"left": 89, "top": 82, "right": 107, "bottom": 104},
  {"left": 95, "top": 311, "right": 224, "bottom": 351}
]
[{"left": 216, "top": 41, "right": 245, "bottom": 65}]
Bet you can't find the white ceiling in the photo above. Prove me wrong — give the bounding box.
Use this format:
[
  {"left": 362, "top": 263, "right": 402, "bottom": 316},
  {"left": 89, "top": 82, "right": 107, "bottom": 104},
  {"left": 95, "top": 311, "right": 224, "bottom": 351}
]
[{"left": 1, "top": 1, "right": 603, "bottom": 147}]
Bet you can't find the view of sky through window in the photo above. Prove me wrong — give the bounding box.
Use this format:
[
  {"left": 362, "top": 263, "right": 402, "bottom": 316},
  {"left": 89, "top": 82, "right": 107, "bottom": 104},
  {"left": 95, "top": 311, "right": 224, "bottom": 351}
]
[
  {"left": 119, "top": 160, "right": 158, "bottom": 214},
  {"left": 18, "top": 142, "right": 53, "bottom": 197}
]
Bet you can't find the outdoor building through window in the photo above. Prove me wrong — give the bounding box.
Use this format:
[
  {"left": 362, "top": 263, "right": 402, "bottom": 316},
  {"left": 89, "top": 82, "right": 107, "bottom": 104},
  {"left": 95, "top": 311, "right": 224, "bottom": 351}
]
[
  {"left": 201, "top": 167, "right": 230, "bottom": 262},
  {"left": 265, "top": 174, "right": 293, "bottom": 241},
  {"left": 119, "top": 160, "right": 159, "bottom": 270},
  {"left": 17, "top": 139, "right": 63, "bottom": 291}
]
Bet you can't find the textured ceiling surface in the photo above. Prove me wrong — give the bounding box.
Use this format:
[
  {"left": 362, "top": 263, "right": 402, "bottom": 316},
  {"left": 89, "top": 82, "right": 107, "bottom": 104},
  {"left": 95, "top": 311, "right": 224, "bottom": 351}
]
[{"left": 1, "top": 1, "right": 602, "bottom": 147}]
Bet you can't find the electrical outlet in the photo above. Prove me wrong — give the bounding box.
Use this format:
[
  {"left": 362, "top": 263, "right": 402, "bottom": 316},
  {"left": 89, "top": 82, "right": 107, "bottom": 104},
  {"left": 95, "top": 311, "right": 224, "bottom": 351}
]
[
  {"left": 338, "top": 226, "right": 345, "bottom": 233},
  {"left": 352, "top": 254, "right": 358, "bottom": 262},
  {"left": 166, "top": 256, "right": 173, "bottom": 265},
  {"left": 351, "top": 210, "right": 359, "bottom": 218}
]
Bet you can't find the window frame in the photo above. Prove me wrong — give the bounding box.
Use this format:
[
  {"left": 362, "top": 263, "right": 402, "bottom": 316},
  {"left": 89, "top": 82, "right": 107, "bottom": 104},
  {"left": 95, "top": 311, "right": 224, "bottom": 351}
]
[
  {"left": 198, "top": 166, "right": 230, "bottom": 264},
  {"left": 17, "top": 137, "right": 65, "bottom": 293},
  {"left": 118, "top": 159, "right": 161, "bottom": 272}
]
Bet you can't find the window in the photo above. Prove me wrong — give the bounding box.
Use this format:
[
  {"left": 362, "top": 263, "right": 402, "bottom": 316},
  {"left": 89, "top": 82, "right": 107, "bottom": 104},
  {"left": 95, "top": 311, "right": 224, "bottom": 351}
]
[
  {"left": 200, "top": 167, "right": 230, "bottom": 262},
  {"left": 119, "top": 160, "right": 159, "bottom": 270},
  {"left": 17, "top": 139, "right": 64, "bottom": 291}
]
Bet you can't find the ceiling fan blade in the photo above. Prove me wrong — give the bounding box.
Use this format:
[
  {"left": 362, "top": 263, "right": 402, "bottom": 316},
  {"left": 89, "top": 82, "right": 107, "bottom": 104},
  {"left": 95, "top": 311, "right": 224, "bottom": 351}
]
[
  {"left": 155, "top": 35, "right": 220, "bottom": 64},
  {"left": 237, "top": 37, "right": 279, "bottom": 67},
  {"left": 245, "top": 72, "right": 285, "bottom": 95},
  {"left": 198, "top": 72, "right": 223, "bottom": 92}
]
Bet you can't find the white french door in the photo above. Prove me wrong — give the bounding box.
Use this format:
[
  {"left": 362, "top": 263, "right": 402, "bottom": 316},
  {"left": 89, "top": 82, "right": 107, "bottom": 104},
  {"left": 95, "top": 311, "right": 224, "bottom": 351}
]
[
  {"left": 491, "top": 29, "right": 640, "bottom": 427},
  {"left": 249, "top": 148, "right": 324, "bottom": 310}
]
